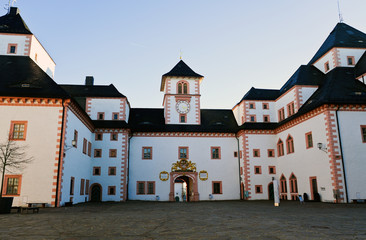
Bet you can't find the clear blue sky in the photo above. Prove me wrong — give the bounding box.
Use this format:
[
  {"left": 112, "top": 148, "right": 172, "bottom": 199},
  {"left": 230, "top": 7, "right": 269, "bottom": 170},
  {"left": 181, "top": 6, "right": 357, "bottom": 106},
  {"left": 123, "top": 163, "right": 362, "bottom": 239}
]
[{"left": 2, "top": 0, "right": 366, "bottom": 109}]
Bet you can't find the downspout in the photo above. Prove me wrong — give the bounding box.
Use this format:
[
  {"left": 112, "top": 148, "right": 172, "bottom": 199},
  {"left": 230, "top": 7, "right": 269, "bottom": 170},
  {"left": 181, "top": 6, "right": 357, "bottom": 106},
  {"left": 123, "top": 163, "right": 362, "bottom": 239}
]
[
  {"left": 335, "top": 106, "right": 349, "bottom": 203},
  {"left": 126, "top": 132, "right": 132, "bottom": 201},
  {"left": 362, "top": 75, "right": 365, "bottom": 84},
  {"left": 235, "top": 133, "right": 243, "bottom": 200},
  {"left": 55, "top": 99, "right": 66, "bottom": 207}
]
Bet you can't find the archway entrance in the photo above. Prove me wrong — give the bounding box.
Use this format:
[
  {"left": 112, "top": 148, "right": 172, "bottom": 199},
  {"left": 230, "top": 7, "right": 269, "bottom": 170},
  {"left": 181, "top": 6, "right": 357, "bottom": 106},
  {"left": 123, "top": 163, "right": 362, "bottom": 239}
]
[
  {"left": 90, "top": 183, "right": 102, "bottom": 202},
  {"left": 169, "top": 172, "right": 199, "bottom": 202}
]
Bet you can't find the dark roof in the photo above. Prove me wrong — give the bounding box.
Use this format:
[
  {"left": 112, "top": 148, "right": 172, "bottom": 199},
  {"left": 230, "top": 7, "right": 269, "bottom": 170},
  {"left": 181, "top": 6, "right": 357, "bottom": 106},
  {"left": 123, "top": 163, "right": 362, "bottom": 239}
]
[
  {"left": 60, "top": 84, "right": 125, "bottom": 98},
  {"left": 300, "top": 67, "right": 366, "bottom": 110},
  {"left": 280, "top": 65, "right": 324, "bottom": 93},
  {"left": 162, "top": 60, "right": 203, "bottom": 78},
  {"left": 355, "top": 51, "right": 366, "bottom": 78},
  {"left": 129, "top": 108, "right": 238, "bottom": 133},
  {"left": 93, "top": 120, "right": 128, "bottom": 129},
  {"left": 309, "top": 23, "right": 366, "bottom": 64},
  {"left": 0, "top": 7, "right": 32, "bottom": 34},
  {"left": 0, "top": 56, "right": 69, "bottom": 98},
  {"left": 239, "top": 87, "right": 280, "bottom": 102}
]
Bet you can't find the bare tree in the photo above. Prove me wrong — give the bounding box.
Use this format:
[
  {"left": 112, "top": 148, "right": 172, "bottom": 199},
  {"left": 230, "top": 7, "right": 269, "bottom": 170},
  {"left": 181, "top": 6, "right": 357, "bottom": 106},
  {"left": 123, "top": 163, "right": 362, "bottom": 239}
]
[{"left": 0, "top": 138, "right": 33, "bottom": 197}]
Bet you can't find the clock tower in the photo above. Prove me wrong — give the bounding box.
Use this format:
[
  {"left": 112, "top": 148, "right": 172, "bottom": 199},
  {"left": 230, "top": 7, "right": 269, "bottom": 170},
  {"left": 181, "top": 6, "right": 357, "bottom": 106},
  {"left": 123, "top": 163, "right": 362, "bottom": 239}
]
[{"left": 160, "top": 60, "right": 204, "bottom": 125}]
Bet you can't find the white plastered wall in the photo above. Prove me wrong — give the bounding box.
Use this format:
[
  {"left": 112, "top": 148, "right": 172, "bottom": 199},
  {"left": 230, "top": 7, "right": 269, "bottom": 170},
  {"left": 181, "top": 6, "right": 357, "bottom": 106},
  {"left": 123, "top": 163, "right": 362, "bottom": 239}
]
[
  {"left": 337, "top": 111, "right": 366, "bottom": 201},
  {"left": 29, "top": 36, "right": 56, "bottom": 79},
  {"left": 89, "top": 98, "right": 125, "bottom": 120},
  {"left": 128, "top": 136, "right": 240, "bottom": 201},
  {"left": 60, "top": 108, "right": 92, "bottom": 206},
  {"left": 0, "top": 34, "right": 27, "bottom": 55},
  {"left": 337, "top": 48, "right": 366, "bottom": 67},
  {"left": 313, "top": 50, "right": 335, "bottom": 73},
  {"left": 275, "top": 88, "right": 296, "bottom": 121},
  {"left": 0, "top": 105, "right": 62, "bottom": 206}
]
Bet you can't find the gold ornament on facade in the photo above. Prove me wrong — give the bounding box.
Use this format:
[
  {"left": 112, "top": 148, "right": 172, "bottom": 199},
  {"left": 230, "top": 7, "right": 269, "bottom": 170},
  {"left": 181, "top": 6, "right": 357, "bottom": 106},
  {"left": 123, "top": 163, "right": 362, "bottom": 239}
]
[
  {"left": 171, "top": 158, "right": 196, "bottom": 172},
  {"left": 159, "top": 171, "right": 169, "bottom": 181},
  {"left": 199, "top": 170, "right": 208, "bottom": 181}
]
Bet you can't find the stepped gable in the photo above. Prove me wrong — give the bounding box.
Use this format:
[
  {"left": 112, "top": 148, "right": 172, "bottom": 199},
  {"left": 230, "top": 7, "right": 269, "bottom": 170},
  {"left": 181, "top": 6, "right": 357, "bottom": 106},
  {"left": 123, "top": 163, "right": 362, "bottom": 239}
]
[
  {"left": 279, "top": 65, "right": 325, "bottom": 94},
  {"left": 309, "top": 23, "right": 366, "bottom": 64},
  {"left": 129, "top": 108, "right": 238, "bottom": 133},
  {"left": 355, "top": 51, "right": 366, "bottom": 78},
  {"left": 0, "top": 7, "right": 32, "bottom": 34},
  {"left": 0, "top": 56, "right": 68, "bottom": 98}
]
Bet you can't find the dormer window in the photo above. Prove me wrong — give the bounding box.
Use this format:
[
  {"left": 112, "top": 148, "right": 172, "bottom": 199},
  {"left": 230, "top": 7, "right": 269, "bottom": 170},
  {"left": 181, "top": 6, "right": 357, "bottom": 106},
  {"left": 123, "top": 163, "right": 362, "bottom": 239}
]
[
  {"left": 347, "top": 56, "right": 355, "bottom": 66},
  {"left": 324, "top": 61, "right": 330, "bottom": 72},
  {"left": 177, "top": 81, "right": 188, "bottom": 94}
]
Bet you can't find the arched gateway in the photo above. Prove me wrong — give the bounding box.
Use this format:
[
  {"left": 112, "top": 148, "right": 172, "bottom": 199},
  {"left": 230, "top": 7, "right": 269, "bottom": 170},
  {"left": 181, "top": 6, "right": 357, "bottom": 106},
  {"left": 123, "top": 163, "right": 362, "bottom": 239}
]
[{"left": 169, "top": 159, "right": 199, "bottom": 202}]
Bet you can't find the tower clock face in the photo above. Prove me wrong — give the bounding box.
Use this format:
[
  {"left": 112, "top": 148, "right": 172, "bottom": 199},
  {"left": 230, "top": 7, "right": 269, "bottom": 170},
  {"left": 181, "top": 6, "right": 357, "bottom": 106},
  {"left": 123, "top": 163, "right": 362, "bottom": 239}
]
[{"left": 176, "top": 101, "right": 190, "bottom": 114}]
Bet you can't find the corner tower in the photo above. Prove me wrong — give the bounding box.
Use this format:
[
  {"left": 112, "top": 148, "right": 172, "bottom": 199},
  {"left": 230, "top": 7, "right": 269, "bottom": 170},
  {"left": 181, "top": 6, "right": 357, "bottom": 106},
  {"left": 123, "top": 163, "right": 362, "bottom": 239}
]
[{"left": 160, "top": 60, "right": 204, "bottom": 125}]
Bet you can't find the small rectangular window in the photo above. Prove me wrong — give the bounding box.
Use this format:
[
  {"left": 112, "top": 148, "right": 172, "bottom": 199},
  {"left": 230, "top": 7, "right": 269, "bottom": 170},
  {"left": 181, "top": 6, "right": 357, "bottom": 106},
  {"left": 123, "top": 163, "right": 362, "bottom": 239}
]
[
  {"left": 211, "top": 147, "right": 221, "bottom": 159},
  {"left": 108, "top": 167, "right": 116, "bottom": 176},
  {"left": 249, "top": 102, "right": 255, "bottom": 109},
  {"left": 254, "top": 166, "right": 261, "bottom": 174},
  {"left": 147, "top": 182, "right": 155, "bottom": 195},
  {"left": 7, "top": 44, "right": 17, "bottom": 54},
  {"left": 94, "top": 149, "right": 102, "bottom": 158},
  {"left": 180, "top": 114, "right": 186, "bottom": 123},
  {"left": 73, "top": 130, "right": 78, "bottom": 148},
  {"left": 255, "top": 185, "right": 263, "bottom": 194},
  {"left": 268, "top": 149, "right": 275, "bottom": 157},
  {"left": 262, "top": 103, "right": 269, "bottom": 110},
  {"left": 137, "top": 182, "right": 145, "bottom": 194},
  {"left": 112, "top": 113, "right": 119, "bottom": 120},
  {"left": 179, "top": 147, "right": 188, "bottom": 159},
  {"left": 287, "top": 102, "right": 295, "bottom": 116},
  {"left": 324, "top": 61, "right": 330, "bottom": 72},
  {"left": 253, "top": 149, "right": 260, "bottom": 157},
  {"left": 83, "top": 138, "right": 87, "bottom": 154},
  {"left": 110, "top": 133, "right": 118, "bottom": 141},
  {"left": 3, "top": 175, "right": 22, "bottom": 195},
  {"left": 95, "top": 133, "right": 103, "bottom": 141},
  {"left": 361, "top": 126, "right": 366, "bottom": 143},
  {"left": 97, "top": 112, "right": 105, "bottom": 120},
  {"left": 80, "top": 179, "right": 85, "bottom": 195},
  {"left": 142, "top": 147, "right": 152, "bottom": 159},
  {"left": 263, "top": 115, "right": 270, "bottom": 122},
  {"left": 93, "top": 167, "right": 101, "bottom": 176},
  {"left": 10, "top": 121, "right": 27, "bottom": 140},
  {"left": 347, "top": 56, "right": 355, "bottom": 66},
  {"left": 250, "top": 115, "right": 256, "bottom": 122},
  {"left": 212, "top": 181, "right": 222, "bottom": 194},
  {"left": 109, "top": 149, "right": 117, "bottom": 158},
  {"left": 70, "top": 177, "right": 75, "bottom": 195},
  {"left": 305, "top": 132, "right": 313, "bottom": 148},
  {"left": 269, "top": 166, "right": 276, "bottom": 174},
  {"left": 87, "top": 142, "right": 92, "bottom": 157},
  {"left": 234, "top": 151, "right": 238, "bottom": 158},
  {"left": 108, "top": 186, "right": 116, "bottom": 195},
  {"left": 85, "top": 180, "right": 90, "bottom": 195},
  {"left": 278, "top": 108, "right": 285, "bottom": 122}
]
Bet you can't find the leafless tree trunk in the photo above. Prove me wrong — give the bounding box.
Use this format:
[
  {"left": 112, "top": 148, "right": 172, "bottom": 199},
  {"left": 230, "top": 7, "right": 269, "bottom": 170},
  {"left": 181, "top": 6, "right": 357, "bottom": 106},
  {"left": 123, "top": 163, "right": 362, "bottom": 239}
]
[{"left": 0, "top": 138, "right": 33, "bottom": 197}]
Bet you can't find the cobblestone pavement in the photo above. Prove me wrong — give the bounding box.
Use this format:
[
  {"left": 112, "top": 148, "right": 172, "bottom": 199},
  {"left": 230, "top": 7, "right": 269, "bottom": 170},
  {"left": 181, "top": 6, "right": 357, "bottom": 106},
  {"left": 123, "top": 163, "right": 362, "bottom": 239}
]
[{"left": 1, "top": 201, "right": 366, "bottom": 240}]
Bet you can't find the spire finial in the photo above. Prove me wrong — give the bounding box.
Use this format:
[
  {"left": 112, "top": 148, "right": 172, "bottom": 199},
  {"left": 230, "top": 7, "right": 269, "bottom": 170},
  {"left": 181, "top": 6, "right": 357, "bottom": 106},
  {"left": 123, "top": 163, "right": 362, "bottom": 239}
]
[
  {"left": 337, "top": 0, "right": 344, "bottom": 23},
  {"left": 4, "top": 0, "right": 17, "bottom": 13},
  {"left": 179, "top": 49, "right": 182, "bottom": 60}
]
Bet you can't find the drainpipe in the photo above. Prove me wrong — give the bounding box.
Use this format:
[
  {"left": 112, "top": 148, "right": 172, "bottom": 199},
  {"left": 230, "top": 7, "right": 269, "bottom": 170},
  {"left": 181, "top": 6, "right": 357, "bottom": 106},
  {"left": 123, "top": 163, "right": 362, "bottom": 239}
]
[
  {"left": 362, "top": 76, "right": 365, "bottom": 84},
  {"left": 126, "top": 132, "right": 133, "bottom": 201},
  {"left": 55, "top": 99, "right": 66, "bottom": 207},
  {"left": 235, "top": 133, "right": 243, "bottom": 200},
  {"left": 335, "top": 106, "right": 349, "bottom": 203}
]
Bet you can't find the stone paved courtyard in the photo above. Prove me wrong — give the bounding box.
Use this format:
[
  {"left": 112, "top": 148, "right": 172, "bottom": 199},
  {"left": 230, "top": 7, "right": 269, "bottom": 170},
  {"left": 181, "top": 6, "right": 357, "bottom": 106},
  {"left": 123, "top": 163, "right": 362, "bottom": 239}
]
[{"left": 1, "top": 201, "right": 365, "bottom": 240}]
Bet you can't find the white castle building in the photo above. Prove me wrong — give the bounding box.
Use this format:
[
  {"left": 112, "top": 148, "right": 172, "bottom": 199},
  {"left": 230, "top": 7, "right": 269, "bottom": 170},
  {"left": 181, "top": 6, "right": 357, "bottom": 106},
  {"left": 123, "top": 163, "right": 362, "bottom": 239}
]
[{"left": 1, "top": 8, "right": 366, "bottom": 207}]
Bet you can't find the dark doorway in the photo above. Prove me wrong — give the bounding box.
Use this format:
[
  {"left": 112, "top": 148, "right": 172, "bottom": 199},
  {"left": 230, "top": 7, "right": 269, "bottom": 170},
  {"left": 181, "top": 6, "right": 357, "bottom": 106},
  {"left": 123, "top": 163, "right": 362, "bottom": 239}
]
[
  {"left": 268, "top": 182, "right": 274, "bottom": 200},
  {"left": 310, "top": 177, "right": 319, "bottom": 201},
  {"left": 91, "top": 184, "right": 102, "bottom": 202}
]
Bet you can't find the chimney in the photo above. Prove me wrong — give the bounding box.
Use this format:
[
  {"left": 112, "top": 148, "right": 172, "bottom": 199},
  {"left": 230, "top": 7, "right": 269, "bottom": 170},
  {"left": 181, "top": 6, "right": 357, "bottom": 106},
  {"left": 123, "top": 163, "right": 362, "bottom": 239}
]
[
  {"left": 9, "top": 7, "right": 20, "bottom": 15},
  {"left": 85, "top": 76, "right": 94, "bottom": 86}
]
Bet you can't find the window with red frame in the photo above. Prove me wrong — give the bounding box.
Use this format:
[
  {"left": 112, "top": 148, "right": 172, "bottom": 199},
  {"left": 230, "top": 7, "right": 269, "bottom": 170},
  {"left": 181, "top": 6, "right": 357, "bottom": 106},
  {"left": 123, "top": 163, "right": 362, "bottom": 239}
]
[
  {"left": 286, "top": 135, "right": 294, "bottom": 154},
  {"left": 10, "top": 121, "right": 27, "bottom": 140},
  {"left": 277, "top": 139, "right": 284, "bottom": 156},
  {"left": 289, "top": 174, "right": 298, "bottom": 193}
]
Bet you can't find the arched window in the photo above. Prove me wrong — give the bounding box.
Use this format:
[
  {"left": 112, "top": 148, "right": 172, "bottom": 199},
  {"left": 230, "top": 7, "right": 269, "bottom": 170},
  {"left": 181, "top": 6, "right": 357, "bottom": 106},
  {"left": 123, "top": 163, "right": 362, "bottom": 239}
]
[
  {"left": 277, "top": 139, "right": 284, "bottom": 157},
  {"left": 177, "top": 82, "right": 188, "bottom": 94},
  {"left": 289, "top": 174, "right": 298, "bottom": 193},
  {"left": 280, "top": 175, "right": 287, "bottom": 193},
  {"left": 286, "top": 135, "right": 294, "bottom": 154}
]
